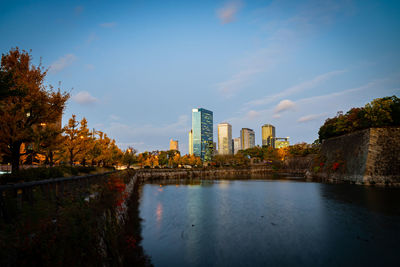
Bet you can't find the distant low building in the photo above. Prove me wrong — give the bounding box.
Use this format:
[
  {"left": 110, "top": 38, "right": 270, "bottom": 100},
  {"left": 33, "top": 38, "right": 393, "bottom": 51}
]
[
  {"left": 169, "top": 139, "right": 179, "bottom": 151},
  {"left": 275, "top": 137, "right": 290, "bottom": 149}
]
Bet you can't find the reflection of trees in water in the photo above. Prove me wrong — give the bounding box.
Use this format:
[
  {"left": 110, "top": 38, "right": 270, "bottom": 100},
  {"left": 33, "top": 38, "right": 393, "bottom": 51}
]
[
  {"left": 144, "top": 174, "right": 307, "bottom": 186},
  {"left": 319, "top": 184, "right": 400, "bottom": 216},
  {"left": 121, "top": 183, "right": 153, "bottom": 266}
]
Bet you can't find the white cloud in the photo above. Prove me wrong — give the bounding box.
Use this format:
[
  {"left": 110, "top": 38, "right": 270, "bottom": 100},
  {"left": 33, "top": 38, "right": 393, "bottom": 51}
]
[
  {"left": 109, "top": 114, "right": 120, "bottom": 121},
  {"left": 217, "top": 1, "right": 242, "bottom": 24},
  {"left": 246, "top": 110, "right": 261, "bottom": 120},
  {"left": 105, "top": 115, "right": 190, "bottom": 152},
  {"left": 297, "top": 113, "right": 328, "bottom": 123},
  {"left": 72, "top": 91, "right": 98, "bottom": 105},
  {"left": 245, "top": 70, "right": 346, "bottom": 108},
  {"left": 100, "top": 22, "right": 117, "bottom": 28},
  {"left": 86, "top": 33, "right": 98, "bottom": 45},
  {"left": 85, "top": 64, "right": 95, "bottom": 70},
  {"left": 274, "top": 99, "right": 295, "bottom": 114},
  {"left": 216, "top": 68, "right": 263, "bottom": 97},
  {"left": 74, "top": 5, "right": 84, "bottom": 15},
  {"left": 49, "top": 54, "right": 77, "bottom": 73}
]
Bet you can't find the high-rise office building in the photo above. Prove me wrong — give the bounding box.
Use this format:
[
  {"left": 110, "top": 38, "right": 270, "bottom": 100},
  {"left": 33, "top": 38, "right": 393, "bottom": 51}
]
[
  {"left": 188, "top": 130, "right": 193, "bottom": 155},
  {"left": 240, "top": 128, "right": 255, "bottom": 150},
  {"left": 169, "top": 139, "right": 179, "bottom": 151},
  {"left": 218, "top": 122, "right": 232, "bottom": 155},
  {"left": 191, "top": 108, "right": 213, "bottom": 161},
  {"left": 233, "top": 137, "right": 241, "bottom": 154},
  {"left": 262, "top": 124, "right": 275, "bottom": 148}
]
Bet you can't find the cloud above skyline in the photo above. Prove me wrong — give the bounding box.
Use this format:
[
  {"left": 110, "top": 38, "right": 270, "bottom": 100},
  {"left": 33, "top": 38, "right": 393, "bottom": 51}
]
[
  {"left": 49, "top": 54, "right": 77, "bottom": 73},
  {"left": 245, "top": 70, "right": 346, "bottom": 108},
  {"left": 74, "top": 5, "right": 84, "bottom": 15},
  {"left": 72, "top": 91, "right": 98, "bottom": 105},
  {"left": 216, "top": 68, "right": 263, "bottom": 97},
  {"left": 297, "top": 113, "right": 328, "bottom": 123},
  {"left": 100, "top": 22, "right": 117, "bottom": 28},
  {"left": 274, "top": 99, "right": 295, "bottom": 114},
  {"left": 217, "top": 1, "right": 242, "bottom": 24}
]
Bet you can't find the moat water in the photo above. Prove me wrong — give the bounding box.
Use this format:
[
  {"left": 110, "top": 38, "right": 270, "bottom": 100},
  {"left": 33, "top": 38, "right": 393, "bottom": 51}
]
[{"left": 138, "top": 177, "right": 400, "bottom": 267}]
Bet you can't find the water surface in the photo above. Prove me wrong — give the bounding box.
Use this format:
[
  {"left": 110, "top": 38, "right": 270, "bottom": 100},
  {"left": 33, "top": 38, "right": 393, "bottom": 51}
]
[{"left": 139, "top": 178, "right": 400, "bottom": 267}]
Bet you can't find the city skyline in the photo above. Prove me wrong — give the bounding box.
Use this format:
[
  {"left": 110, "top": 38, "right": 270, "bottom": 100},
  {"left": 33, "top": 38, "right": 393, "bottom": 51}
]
[{"left": 1, "top": 0, "right": 399, "bottom": 154}]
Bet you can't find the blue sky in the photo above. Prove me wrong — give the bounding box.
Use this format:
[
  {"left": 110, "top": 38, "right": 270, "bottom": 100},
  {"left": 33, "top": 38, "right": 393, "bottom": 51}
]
[{"left": 1, "top": 0, "right": 399, "bottom": 153}]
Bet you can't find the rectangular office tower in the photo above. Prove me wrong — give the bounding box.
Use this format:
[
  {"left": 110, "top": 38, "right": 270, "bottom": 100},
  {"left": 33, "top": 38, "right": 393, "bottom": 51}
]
[
  {"left": 191, "top": 108, "right": 213, "bottom": 161},
  {"left": 262, "top": 124, "right": 276, "bottom": 148},
  {"left": 240, "top": 128, "right": 255, "bottom": 150},
  {"left": 218, "top": 122, "right": 232, "bottom": 155}
]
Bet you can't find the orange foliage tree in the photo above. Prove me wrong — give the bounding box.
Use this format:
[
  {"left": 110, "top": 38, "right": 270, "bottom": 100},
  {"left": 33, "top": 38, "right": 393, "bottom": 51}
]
[{"left": 0, "top": 48, "right": 69, "bottom": 173}]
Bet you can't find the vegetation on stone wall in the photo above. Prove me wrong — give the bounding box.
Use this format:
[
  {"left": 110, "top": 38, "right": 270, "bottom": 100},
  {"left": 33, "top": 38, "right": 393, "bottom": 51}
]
[
  {"left": 0, "top": 170, "right": 151, "bottom": 266},
  {"left": 318, "top": 95, "right": 400, "bottom": 141}
]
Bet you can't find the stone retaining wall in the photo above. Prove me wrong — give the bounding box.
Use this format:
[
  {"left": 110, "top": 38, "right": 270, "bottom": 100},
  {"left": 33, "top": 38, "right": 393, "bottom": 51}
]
[
  {"left": 313, "top": 127, "right": 400, "bottom": 186},
  {"left": 135, "top": 166, "right": 280, "bottom": 181}
]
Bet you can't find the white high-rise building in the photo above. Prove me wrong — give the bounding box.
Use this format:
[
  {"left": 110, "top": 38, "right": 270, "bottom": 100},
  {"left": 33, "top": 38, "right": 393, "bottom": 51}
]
[
  {"left": 218, "top": 122, "right": 233, "bottom": 155},
  {"left": 188, "top": 129, "right": 193, "bottom": 155}
]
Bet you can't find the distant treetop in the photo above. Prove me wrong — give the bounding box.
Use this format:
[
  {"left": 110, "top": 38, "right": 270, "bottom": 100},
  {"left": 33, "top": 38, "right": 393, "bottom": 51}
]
[{"left": 318, "top": 95, "right": 400, "bottom": 141}]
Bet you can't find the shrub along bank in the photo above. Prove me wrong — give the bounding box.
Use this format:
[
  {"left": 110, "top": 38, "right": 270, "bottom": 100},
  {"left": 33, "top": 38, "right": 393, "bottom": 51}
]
[
  {"left": 0, "top": 170, "right": 151, "bottom": 266},
  {"left": 0, "top": 165, "right": 114, "bottom": 184}
]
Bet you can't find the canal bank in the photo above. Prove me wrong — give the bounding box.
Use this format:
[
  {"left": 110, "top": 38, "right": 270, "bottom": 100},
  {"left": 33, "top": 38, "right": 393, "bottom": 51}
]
[
  {"left": 135, "top": 166, "right": 306, "bottom": 182},
  {"left": 309, "top": 127, "right": 400, "bottom": 186}
]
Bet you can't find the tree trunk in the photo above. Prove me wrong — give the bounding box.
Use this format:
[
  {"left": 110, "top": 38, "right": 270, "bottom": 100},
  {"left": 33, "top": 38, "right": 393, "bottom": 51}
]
[
  {"left": 11, "top": 142, "right": 22, "bottom": 174},
  {"left": 49, "top": 151, "right": 54, "bottom": 167},
  {"left": 69, "top": 149, "right": 74, "bottom": 166}
]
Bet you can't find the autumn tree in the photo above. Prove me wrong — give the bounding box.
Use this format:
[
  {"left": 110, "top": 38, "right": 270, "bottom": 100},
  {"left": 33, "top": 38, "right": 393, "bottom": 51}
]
[
  {"left": 0, "top": 48, "right": 69, "bottom": 173},
  {"left": 122, "top": 147, "right": 137, "bottom": 168},
  {"left": 63, "top": 115, "right": 88, "bottom": 165},
  {"left": 318, "top": 96, "right": 400, "bottom": 141},
  {"left": 158, "top": 151, "right": 168, "bottom": 166},
  {"left": 30, "top": 123, "right": 64, "bottom": 166},
  {"left": 75, "top": 118, "right": 93, "bottom": 166}
]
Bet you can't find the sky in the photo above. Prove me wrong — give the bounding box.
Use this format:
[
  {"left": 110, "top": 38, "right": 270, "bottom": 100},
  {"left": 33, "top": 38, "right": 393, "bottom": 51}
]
[{"left": 1, "top": 0, "right": 399, "bottom": 154}]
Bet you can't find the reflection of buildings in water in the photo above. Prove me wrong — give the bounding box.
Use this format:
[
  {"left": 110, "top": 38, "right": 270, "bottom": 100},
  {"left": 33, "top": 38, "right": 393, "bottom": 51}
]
[
  {"left": 218, "top": 180, "right": 231, "bottom": 189},
  {"left": 184, "top": 185, "right": 201, "bottom": 264},
  {"left": 156, "top": 202, "right": 163, "bottom": 227}
]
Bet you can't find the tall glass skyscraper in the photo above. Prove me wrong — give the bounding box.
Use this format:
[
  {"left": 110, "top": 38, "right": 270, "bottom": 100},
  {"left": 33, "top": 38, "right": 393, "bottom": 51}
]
[{"left": 191, "top": 108, "right": 213, "bottom": 161}]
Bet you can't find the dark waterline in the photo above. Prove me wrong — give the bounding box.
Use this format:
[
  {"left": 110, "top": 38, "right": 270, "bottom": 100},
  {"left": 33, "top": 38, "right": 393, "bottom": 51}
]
[{"left": 138, "top": 178, "right": 400, "bottom": 267}]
